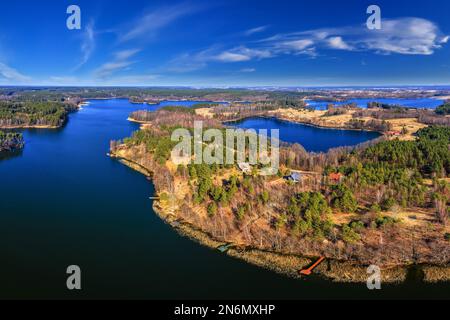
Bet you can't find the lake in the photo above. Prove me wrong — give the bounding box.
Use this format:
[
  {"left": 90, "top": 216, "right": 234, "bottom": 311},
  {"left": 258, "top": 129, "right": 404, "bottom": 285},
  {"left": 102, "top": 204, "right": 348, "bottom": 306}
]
[
  {"left": 306, "top": 98, "right": 445, "bottom": 110},
  {"left": 232, "top": 117, "right": 381, "bottom": 152},
  {"left": 0, "top": 98, "right": 448, "bottom": 299}
]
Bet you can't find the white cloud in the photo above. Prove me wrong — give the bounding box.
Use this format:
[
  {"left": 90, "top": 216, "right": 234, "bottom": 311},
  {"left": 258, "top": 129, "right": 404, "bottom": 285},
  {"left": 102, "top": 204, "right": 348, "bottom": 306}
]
[
  {"left": 114, "top": 48, "right": 141, "bottom": 60},
  {"left": 240, "top": 68, "right": 256, "bottom": 73},
  {"left": 327, "top": 36, "right": 353, "bottom": 50},
  {"left": 74, "top": 20, "right": 96, "bottom": 70},
  {"left": 359, "top": 18, "right": 447, "bottom": 55},
  {"left": 215, "top": 52, "right": 250, "bottom": 62},
  {"left": 263, "top": 18, "right": 448, "bottom": 56},
  {"left": 166, "top": 49, "right": 212, "bottom": 72},
  {"left": 280, "top": 39, "right": 314, "bottom": 51},
  {"left": 244, "top": 26, "right": 269, "bottom": 36},
  {"left": 0, "top": 62, "right": 31, "bottom": 83},
  {"left": 95, "top": 49, "right": 141, "bottom": 78},
  {"left": 167, "top": 46, "right": 270, "bottom": 72},
  {"left": 214, "top": 47, "right": 272, "bottom": 62},
  {"left": 118, "top": 3, "right": 198, "bottom": 43},
  {"left": 166, "top": 17, "right": 448, "bottom": 73}
]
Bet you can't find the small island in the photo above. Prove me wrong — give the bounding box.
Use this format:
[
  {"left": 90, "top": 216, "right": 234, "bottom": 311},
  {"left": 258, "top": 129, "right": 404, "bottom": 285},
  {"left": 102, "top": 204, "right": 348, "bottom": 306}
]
[{"left": 0, "top": 131, "right": 24, "bottom": 152}]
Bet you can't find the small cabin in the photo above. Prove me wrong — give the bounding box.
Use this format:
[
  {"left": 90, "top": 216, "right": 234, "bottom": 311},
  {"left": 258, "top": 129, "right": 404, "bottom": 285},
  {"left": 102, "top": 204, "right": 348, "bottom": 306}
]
[
  {"left": 285, "top": 172, "right": 302, "bottom": 183},
  {"left": 238, "top": 162, "right": 252, "bottom": 174}
]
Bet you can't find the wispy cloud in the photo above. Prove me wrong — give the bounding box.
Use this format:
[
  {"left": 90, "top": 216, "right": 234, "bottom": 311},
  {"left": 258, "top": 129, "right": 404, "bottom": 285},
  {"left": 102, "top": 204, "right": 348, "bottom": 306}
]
[
  {"left": 118, "top": 3, "right": 199, "bottom": 43},
  {"left": 74, "top": 20, "right": 96, "bottom": 70},
  {"left": 327, "top": 36, "right": 353, "bottom": 50},
  {"left": 244, "top": 25, "right": 269, "bottom": 36},
  {"left": 94, "top": 48, "right": 141, "bottom": 78},
  {"left": 240, "top": 68, "right": 256, "bottom": 73},
  {"left": 0, "top": 62, "right": 31, "bottom": 83},
  {"left": 214, "top": 47, "right": 272, "bottom": 62},
  {"left": 170, "top": 17, "right": 448, "bottom": 73},
  {"left": 168, "top": 46, "right": 271, "bottom": 72},
  {"left": 262, "top": 18, "right": 448, "bottom": 56}
]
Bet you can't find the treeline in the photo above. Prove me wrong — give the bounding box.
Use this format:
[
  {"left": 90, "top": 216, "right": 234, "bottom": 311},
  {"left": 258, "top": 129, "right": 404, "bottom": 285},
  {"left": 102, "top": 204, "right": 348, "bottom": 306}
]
[
  {"left": 0, "top": 131, "right": 24, "bottom": 151},
  {"left": 129, "top": 109, "right": 221, "bottom": 128},
  {"left": 116, "top": 109, "right": 450, "bottom": 258},
  {"left": 367, "top": 102, "right": 404, "bottom": 109},
  {"left": 435, "top": 103, "right": 450, "bottom": 115},
  {"left": 211, "top": 103, "right": 278, "bottom": 121},
  {"left": 122, "top": 127, "right": 177, "bottom": 165},
  {"left": 332, "top": 126, "right": 449, "bottom": 219},
  {"left": 354, "top": 107, "right": 421, "bottom": 120},
  {"left": 277, "top": 126, "right": 449, "bottom": 221},
  {"left": 354, "top": 106, "right": 450, "bottom": 126},
  {"left": 347, "top": 118, "right": 392, "bottom": 132},
  {"left": 0, "top": 101, "right": 77, "bottom": 128}
]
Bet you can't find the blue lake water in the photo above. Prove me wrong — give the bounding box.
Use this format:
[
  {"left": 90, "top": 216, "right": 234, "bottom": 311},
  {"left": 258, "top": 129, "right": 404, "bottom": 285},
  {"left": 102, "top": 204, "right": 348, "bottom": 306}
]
[
  {"left": 0, "top": 98, "right": 448, "bottom": 299},
  {"left": 232, "top": 117, "right": 381, "bottom": 152},
  {"left": 306, "top": 98, "right": 445, "bottom": 110}
]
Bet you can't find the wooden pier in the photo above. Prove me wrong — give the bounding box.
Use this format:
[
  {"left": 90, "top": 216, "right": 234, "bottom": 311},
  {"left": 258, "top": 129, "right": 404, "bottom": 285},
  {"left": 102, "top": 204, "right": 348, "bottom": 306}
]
[{"left": 299, "top": 257, "right": 325, "bottom": 276}]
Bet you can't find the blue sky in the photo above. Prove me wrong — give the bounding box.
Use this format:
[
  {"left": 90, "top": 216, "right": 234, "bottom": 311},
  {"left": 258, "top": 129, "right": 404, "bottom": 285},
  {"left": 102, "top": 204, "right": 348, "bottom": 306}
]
[{"left": 0, "top": 0, "right": 449, "bottom": 87}]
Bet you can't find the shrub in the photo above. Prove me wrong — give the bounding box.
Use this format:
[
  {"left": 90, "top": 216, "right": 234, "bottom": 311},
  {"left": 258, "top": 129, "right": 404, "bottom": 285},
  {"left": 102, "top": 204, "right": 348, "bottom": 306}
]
[
  {"left": 159, "top": 192, "right": 169, "bottom": 202},
  {"left": 331, "top": 184, "right": 358, "bottom": 213},
  {"left": 381, "top": 197, "right": 397, "bottom": 211},
  {"left": 207, "top": 202, "right": 218, "bottom": 217},
  {"left": 342, "top": 225, "right": 361, "bottom": 243},
  {"left": 369, "top": 204, "right": 381, "bottom": 213},
  {"left": 375, "top": 215, "right": 399, "bottom": 228},
  {"left": 349, "top": 221, "right": 365, "bottom": 232},
  {"left": 260, "top": 191, "right": 270, "bottom": 204}
]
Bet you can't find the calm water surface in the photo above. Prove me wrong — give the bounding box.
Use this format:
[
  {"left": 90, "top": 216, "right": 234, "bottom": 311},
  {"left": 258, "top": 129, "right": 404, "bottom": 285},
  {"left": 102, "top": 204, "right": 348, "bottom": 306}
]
[
  {"left": 0, "top": 99, "right": 448, "bottom": 299},
  {"left": 232, "top": 117, "right": 380, "bottom": 152}
]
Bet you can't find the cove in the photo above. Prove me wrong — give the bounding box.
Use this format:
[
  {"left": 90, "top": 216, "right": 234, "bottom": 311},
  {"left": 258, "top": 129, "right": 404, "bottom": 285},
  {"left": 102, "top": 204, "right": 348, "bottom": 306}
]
[{"left": 0, "top": 98, "right": 448, "bottom": 299}]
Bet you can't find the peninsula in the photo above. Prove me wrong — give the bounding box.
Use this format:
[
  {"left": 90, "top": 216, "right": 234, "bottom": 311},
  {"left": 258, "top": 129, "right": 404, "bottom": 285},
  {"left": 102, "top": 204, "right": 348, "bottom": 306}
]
[{"left": 111, "top": 100, "right": 450, "bottom": 283}]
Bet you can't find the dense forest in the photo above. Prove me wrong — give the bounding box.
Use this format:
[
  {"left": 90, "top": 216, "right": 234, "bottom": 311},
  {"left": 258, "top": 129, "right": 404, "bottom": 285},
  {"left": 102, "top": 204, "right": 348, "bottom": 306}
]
[
  {"left": 0, "top": 131, "right": 24, "bottom": 152},
  {"left": 122, "top": 108, "right": 449, "bottom": 222},
  {"left": 0, "top": 101, "right": 78, "bottom": 128},
  {"left": 435, "top": 103, "right": 450, "bottom": 115},
  {"left": 353, "top": 105, "right": 450, "bottom": 126},
  {"left": 0, "top": 86, "right": 314, "bottom": 103},
  {"left": 111, "top": 105, "right": 450, "bottom": 267}
]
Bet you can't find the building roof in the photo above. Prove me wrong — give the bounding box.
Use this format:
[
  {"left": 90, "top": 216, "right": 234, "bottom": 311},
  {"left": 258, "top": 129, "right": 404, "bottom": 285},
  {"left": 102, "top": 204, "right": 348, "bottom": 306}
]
[
  {"left": 290, "top": 172, "right": 301, "bottom": 180},
  {"left": 285, "top": 172, "right": 301, "bottom": 182},
  {"left": 329, "top": 172, "right": 343, "bottom": 181},
  {"left": 238, "top": 162, "right": 252, "bottom": 172}
]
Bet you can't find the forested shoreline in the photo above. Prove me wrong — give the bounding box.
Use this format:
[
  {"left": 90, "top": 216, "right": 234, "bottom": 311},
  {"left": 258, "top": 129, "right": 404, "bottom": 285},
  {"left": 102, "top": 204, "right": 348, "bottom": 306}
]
[
  {"left": 0, "top": 101, "right": 78, "bottom": 128},
  {"left": 111, "top": 106, "right": 450, "bottom": 275},
  {"left": 0, "top": 131, "right": 24, "bottom": 152}
]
